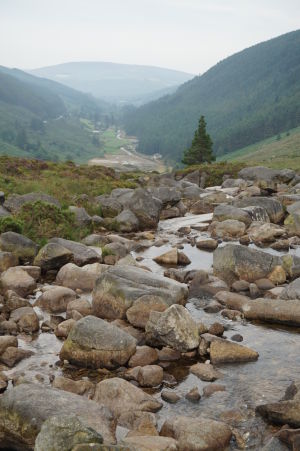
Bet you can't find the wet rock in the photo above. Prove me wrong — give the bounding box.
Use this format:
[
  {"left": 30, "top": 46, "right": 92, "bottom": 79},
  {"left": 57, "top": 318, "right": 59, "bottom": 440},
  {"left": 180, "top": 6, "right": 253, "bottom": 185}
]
[
  {"left": 55, "top": 318, "right": 76, "bottom": 338},
  {"left": 56, "top": 262, "right": 108, "bottom": 291},
  {"left": 0, "top": 320, "right": 18, "bottom": 335},
  {"left": 154, "top": 248, "right": 178, "bottom": 265},
  {"left": 145, "top": 305, "right": 199, "bottom": 352},
  {"left": 35, "top": 286, "right": 77, "bottom": 313},
  {"left": 53, "top": 376, "right": 95, "bottom": 397},
  {"left": 232, "top": 280, "right": 250, "bottom": 292},
  {"left": 160, "top": 415, "right": 232, "bottom": 451},
  {"left": 126, "top": 294, "right": 167, "bottom": 329},
  {"left": 185, "top": 387, "right": 201, "bottom": 402},
  {"left": 196, "top": 239, "right": 218, "bottom": 251},
  {"left": 0, "top": 335, "right": 18, "bottom": 354},
  {"left": 0, "top": 231, "right": 39, "bottom": 261},
  {"left": 34, "top": 242, "right": 73, "bottom": 271},
  {"left": 122, "top": 435, "right": 178, "bottom": 451},
  {"left": 244, "top": 298, "right": 300, "bottom": 326},
  {"left": 50, "top": 238, "right": 101, "bottom": 266},
  {"left": 231, "top": 334, "right": 243, "bottom": 342},
  {"left": 271, "top": 239, "right": 290, "bottom": 251},
  {"left": 128, "top": 346, "right": 158, "bottom": 367},
  {"left": 132, "top": 365, "right": 164, "bottom": 387},
  {"left": 208, "top": 322, "right": 224, "bottom": 336},
  {"left": 213, "top": 204, "right": 252, "bottom": 226},
  {"left": 255, "top": 278, "right": 275, "bottom": 291},
  {"left": 34, "top": 415, "right": 103, "bottom": 451},
  {"left": 161, "top": 390, "right": 181, "bottom": 403},
  {"left": 221, "top": 309, "right": 243, "bottom": 321},
  {"left": 213, "top": 244, "right": 281, "bottom": 286},
  {"left": 189, "top": 275, "right": 229, "bottom": 299},
  {"left": 190, "top": 363, "right": 223, "bottom": 381},
  {"left": 10, "top": 306, "right": 39, "bottom": 333},
  {"left": 0, "top": 384, "right": 115, "bottom": 447},
  {"left": 157, "top": 347, "right": 181, "bottom": 361},
  {"left": 0, "top": 347, "right": 33, "bottom": 367},
  {"left": 209, "top": 338, "right": 259, "bottom": 363},
  {"left": 203, "top": 384, "right": 226, "bottom": 397},
  {"left": 66, "top": 298, "right": 92, "bottom": 318},
  {"left": 0, "top": 251, "right": 18, "bottom": 273},
  {"left": 3, "top": 290, "right": 29, "bottom": 312},
  {"left": 0, "top": 372, "right": 8, "bottom": 393},
  {"left": 0, "top": 267, "right": 36, "bottom": 297},
  {"left": 276, "top": 427, "right": 300, "bottom": 450},
  {"left": 262, "top": 436, "right": 290, "bottom": 451},
  {"left": 92, "top": 266, "right": 187, "bottom": 320},
  {"left": 210, "top": 219, "right": 246, "bottom": 240},
  {"left": 93, "top": 377, "right": 162, "bottom": 421},
  {"left": 233, "top": 197, "right": 284, "bottom": 223},
  {"left": 60, "top": 316, "right": 136, "bottom": 369}
]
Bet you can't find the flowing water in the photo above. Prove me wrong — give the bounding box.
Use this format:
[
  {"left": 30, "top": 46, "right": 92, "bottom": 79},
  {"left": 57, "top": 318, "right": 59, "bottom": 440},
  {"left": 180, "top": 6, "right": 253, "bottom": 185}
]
[{"left": 4, "top": 213, "right": 300, "bottom": 449}]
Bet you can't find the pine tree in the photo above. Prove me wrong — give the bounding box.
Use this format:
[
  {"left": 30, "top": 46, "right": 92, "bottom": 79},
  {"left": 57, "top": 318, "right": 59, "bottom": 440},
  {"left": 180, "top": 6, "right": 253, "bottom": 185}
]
[{"left": 182, "top": 115, "right": 215, "bottom": 165}]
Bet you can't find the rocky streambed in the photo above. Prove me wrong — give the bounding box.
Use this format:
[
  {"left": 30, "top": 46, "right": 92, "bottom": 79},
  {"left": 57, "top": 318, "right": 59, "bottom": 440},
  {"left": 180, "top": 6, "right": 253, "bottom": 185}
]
[{"left": 0, "top": 165, "right": 300, "bottom": 450}]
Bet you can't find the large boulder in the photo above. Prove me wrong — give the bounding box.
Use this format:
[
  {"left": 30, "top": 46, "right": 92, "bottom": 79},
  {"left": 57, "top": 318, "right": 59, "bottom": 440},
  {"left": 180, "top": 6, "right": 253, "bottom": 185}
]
[
  {"left": 50, "top": 238, "right": 101, "bottom": 266},
  {"left": 238, "top": 166, "right": 295, "bottom": 191},
  {"left": 145, "top": 305, "right": 199, "bottom": 352},
  {"left": 34, "top": 415, "right": 103, "bottom": 451},
  {"left": 114, "top": 209, "right": 139, "bottom": 233},
  {"left": 213, "top": 204, "right": 252, "bottom": 226},
  {"left": 10, "top": 306, "right": 39, "bottom": 333},
  {"left": 0, "top": 251, "right": 18, "bottom": 272},
  {"left": 60, "top": 315, "right": 136, "bottom": 369},
  {"left": 126, "top": 295, "right": 169, "bottom": 328},
  {"left": 92, "top": 266, "right": 187, "bottom": 320},
  {"left": 68, "top": 206, "right": 92, "bottom": 227},
  {"left": 160, "top": 415, "right": 232, "bottom": 451},
  {"left": 0, "top": 267, "right": 36, "bottom": 297},
  {"left": 0, "top": 232, "right": 39, "bottom": 262},
  {"left": 213, "top": 244, "right": 281, "bottom": 285},
  {"left": 210, "top": 219, "right": 246, "bottom": 240},
  {"left": 285, "top": 201, "right": 300, "bottom": 236},
  {"left": 4, "top": 192, "right": 60, "bottom": 213},
  {"left": 34, "top": 287, "right": 77, "bottom": 313},
  {"left": 148, "top": 187, "right": 181, "bottom": 206},
  {"left": 0, "top": 383, "right": 116, "bottom": 448},
  {"left": 248, "top": 222, "right": 286, "bottom": 244},
  {"left": 126, "top": 188, "right": 162, "bottom": 230},
  {"left": 93, "top": 377, "right": 162, "bottom": 420},
  {"left": 95, "top": 195, "right": 123, "bottom": 218},
  {"left": 281, "top": 277, "right": 300, "bottom": 300},
  {"left": 56, "top": 262, "right": 109, "bottom": 291},
  {"left": 33, "top": 242, "right": 73, "bottom": 271},
  {"left": 233, "top": 197, "right": 284, "bottom": 223}
]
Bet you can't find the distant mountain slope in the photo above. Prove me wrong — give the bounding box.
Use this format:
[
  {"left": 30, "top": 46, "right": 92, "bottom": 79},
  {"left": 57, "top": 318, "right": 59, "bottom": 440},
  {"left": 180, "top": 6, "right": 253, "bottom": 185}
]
[
  {"left": 29, "top": 62, "right": 194, "bottom": 104},
  {"left": 123, "top": 30, "right": 300, "bottom": 162},
  {"left": 0, "top": 67, "right": 113, "bottom": 162}
]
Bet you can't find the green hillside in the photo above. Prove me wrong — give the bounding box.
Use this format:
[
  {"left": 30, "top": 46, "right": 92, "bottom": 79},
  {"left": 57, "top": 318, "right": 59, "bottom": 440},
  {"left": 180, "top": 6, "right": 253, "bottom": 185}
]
[
  {"left": 218, "top": 126, "right": 300, "bottom": 170},
  {"left": 0, "top": 67, "right": 116, "bottom": 162},
  {"left": 123, "top": 30, "right": 300, "bottom": 162}
]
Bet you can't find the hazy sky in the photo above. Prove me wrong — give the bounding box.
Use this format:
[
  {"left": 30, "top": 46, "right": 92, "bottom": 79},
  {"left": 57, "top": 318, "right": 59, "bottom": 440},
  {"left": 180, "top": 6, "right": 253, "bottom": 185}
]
[{"left": 1, "top": 0, "right": 299, "bottom": 74}]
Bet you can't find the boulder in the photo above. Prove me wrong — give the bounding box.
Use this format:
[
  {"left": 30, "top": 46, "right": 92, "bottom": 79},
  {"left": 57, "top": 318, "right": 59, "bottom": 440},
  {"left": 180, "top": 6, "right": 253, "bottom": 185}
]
[
  {"left": 69, "top": 206, "right": 92, "bottom": 227},
  {"left": 126, "top": 295, "right": 169, "bottom": 329},
  {"left": 148, "top": 187, "right": 181, "bottom": 206},
  {"left": 0, "top": 267, "right": 36, "bottom": 297},
  {"left": 56, "top": 263, "right": 108, "bottom": 291},
  {"left": 0, "top": 232, "right": 38, "bottom": 261},
  {"left": 52, "top": 377, "right": 95, "bottom": 397},
  {"left": 35, "top": 287, "right": 77, "bottom": 313},
  {"left": 0, "top": 384, "right": 115, "bottom": 448},
  {"left": 60, "top": 315, "right": 136, "bottom": 369},
  {"left": 10, "top": 306, "right": 39, "bottom": 333},
  {"left": 238, "top": 166, "right": 295, "bottom": 190},
  {"left": 233, "top": 197, "right": 284, "bottom": 223},
  {"left": 55, "top": 318, "right": 76, "bottom": 338},
  {"left": 4, "top": 192, "right": 60, "bottom": 213},
  {"left": 131, "top": 365, "right": 164, "bottom": 387},
  {"left": 160, "top": 415, "right": 232, "bottom": 451},
  {"left": 242, "top": 205, "right": 270, "bottom": 222},
  {"left": 248, "top": 222, "right": 286, "bottom": 244},
  {"left": 114, "top": 209, "right": 139, "bottom": 232},
  {"left": 34, "top": 242, "right": 73, "bottom": 271},
  {"left": 209, "top": 338, "right": 259, "bottom": 363},
  {"left": 93, "top": 377, "right": 162, "bottom": 420},
  {"left": 92, "top": 266, "right": 187, "bottom": 320},
  {"left": 66, "top": 298, "right": 92, "bottom": 318},
  {"left": 95, "top": 195, "right": 122, "bottom": 217},
  {"left": 128, "top": 346, "right": 158, "bottom": 367},
  {"left": 50, "top": 238, "right": 101, "bottom": 266},
  {"left": 285, "top": 202, "right": 300, "bottom": 236},
  {"left": 213, "top": 204, "right": 252, "bottom": 226},
  {"left": 126, "top": 188, "right": 162, "bottom": 230},
  {"left": 0, "top": 336, "right": 18, "bottom": 355},
  {"left": 34, "top": 415, "right": 103, "bottom": 451},
  {"left": 196, "top": 239, "right": 218, "bottom": 251},
  {"left": 281, "top": 277, "right": 300, "bottom": 299},
  {"left": 213, "top": 244, "right": 281, "bottom": 285},
  {"left": 145, "top": 305, "right": 199, "bottom": 352},
  {"left": 242, "top": 298, "right": 300, "bottom": 327},
  {"left": 0, "top": 347, "right": 33, "bottom": 367},
  {"left": 210, "top": 219, "right": 246, "bottom": 240},
  {"left": 0, "top": 252, "right": 18, "bottom": 273}
]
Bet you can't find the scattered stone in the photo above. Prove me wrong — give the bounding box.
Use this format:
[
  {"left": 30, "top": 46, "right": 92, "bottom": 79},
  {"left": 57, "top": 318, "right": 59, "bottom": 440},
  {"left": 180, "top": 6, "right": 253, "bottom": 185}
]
[
  {"left": 208, "top": 322, "right": 225, "bottom": 336},
  {"left": 231, "top": 334, "right": 243, "bottom": 342},
  {"left": 209, "top": 339, "right": 259, "bottom": 364},
  {"left": 128, "top": 346, "right": 158, "bottom": 367},
  {"left": 185, "top": 387, "right": 201, "bottom": 402},
  {"left": 161, "top": 390, "right": 181, "bottom": 403},
  {"left": 203, "top": 384, "right": 226, "bottom": 397},
  {"left": 55, "top": 318, "right": 76, "bottom": 338},
  {"left": 190, "top": 363, "right": 223, "bottom": 381},
  {"left": 196, "top": 239, "right": 218, "bottom": 251}
]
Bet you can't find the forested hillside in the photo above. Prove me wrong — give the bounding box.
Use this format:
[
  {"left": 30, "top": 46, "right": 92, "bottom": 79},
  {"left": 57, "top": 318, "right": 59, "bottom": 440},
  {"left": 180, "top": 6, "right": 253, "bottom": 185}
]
[
  {"left": 123, "top": 30, "right": 300, "bottom": 162},
  {"left": 0, "top": 67, "right": 113, "bottom": 162}
]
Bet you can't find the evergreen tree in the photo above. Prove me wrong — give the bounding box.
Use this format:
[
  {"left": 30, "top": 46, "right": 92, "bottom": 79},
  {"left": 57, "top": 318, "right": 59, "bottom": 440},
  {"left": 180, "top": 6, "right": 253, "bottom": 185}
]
[{"left": 182, "top": 115, "right": 214, "bottom": 165}]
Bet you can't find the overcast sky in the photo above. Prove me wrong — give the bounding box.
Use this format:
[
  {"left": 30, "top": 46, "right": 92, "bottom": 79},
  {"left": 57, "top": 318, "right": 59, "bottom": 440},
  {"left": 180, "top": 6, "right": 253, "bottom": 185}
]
[{"left": 1, "top": 0, "right": 299, "bottom": 74}]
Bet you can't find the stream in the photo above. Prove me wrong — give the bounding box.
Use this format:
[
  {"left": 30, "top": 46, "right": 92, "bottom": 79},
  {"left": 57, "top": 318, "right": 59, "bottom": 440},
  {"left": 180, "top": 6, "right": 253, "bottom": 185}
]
[{"left": 5, "top": 213, "right": 300, "bottom": 449}]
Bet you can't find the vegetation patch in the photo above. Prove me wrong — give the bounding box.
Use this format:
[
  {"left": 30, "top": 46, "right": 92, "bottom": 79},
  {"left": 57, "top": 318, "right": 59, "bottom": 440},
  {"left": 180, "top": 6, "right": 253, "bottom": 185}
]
[{"left": 176, "top": 161, "right": 246, "bottom": 186}]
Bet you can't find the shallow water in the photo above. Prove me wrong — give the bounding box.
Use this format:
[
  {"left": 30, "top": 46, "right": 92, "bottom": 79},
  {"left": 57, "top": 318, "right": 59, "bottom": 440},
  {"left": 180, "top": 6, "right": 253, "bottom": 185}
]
[{"left": 5, "top": 213, "right": 300, "bottom": 449}]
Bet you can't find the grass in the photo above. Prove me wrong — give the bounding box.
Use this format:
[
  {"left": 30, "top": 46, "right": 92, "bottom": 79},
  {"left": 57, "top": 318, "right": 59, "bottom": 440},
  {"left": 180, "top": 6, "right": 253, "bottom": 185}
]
[
  {"left": 100, "top": 128, "right": 133, "bottom": 155},
  {"left": 176, "top": 161, "right": 246, "bottom": 186},
  {"left": 218, "top": 126, "right": 300, "bottom": 170}
]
